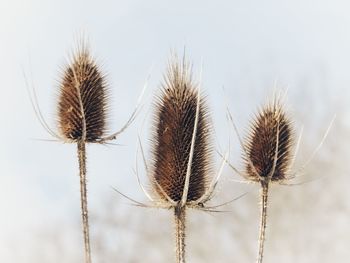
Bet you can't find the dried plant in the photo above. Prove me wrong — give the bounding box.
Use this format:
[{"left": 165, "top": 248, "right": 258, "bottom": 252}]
[
  {"left": 126, "top": 56, "right": 229, "bottom": 263},
  {"left": 151, "top": 58, "right": 212, "bottom": 263},
  {"left": 224, "top": 96, "right": 294, "bottom": 263},
  {"left": 224, "top": 92, "right": 336, "bottom": 263},
  {"left": 57, "top": 45, "right": 108, "bottom": 263},
  {"left": 244, "top": 98, "right": 293, "bottom": 263},
  {"left": 27, "top": 41, "right": 144, "bottom": 263},
  {"left": 57, "top": 48, "right": 108, "bottom": 143}
]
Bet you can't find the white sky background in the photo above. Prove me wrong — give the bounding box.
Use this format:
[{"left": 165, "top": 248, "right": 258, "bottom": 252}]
[{"left": 0, "top": 0, "right": 349, "bottom": 262}]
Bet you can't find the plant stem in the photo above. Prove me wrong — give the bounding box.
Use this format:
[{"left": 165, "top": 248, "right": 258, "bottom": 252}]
[
  {"left": 174, "top": 205, "right": 186, "bottom": 263},
  {"left": 77, "top": 140, "right": 92, "bottom": 263},
  {"left": 257, "top": 182, "right": 269, "bottom": 263}
]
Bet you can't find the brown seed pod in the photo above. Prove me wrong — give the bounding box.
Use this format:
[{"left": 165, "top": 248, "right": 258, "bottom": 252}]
[
  {"left": 240, "top": 98, "right": 294, "bottom": 263},
  {"left": 56, "top": 44, "right": 109, "bottom": 263},
  {"left": 245, "top": 99, "right": 293, "bottom": 183},
  {"left": 29, "top": 39, "right": 142, "bottom": 263},
  {"left": 151, "top": 59, "right": 212, "bottom": 204},
  {"left": 58, "top": 46, "right": 108, "bottom": 143}
]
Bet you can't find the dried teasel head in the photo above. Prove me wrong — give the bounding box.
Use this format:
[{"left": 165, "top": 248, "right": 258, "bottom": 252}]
[
  {"left": 150, "top": 58, "right": 212, "bottom": 205},
  {"left": 245, "top": 98, "right": 293, "bottom": 183},
  {"left": 58, "top": 45, "right": 108, "bottom": 143}
]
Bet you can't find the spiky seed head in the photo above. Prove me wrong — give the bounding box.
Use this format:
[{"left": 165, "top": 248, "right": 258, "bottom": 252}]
[
  {"left": 58, "top": 46, "right": 108, "bottom": 143},
  {"left": 151, "top": 59, "right": 212, "bottom": 204},
  {"left": 245, "top": 99, "right": 293, "bottom": 183}
]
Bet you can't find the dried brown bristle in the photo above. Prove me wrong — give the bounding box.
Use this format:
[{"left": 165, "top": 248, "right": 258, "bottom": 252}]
[
  {"left": 151, "top": 60, "right": 212, "bottom": 203},
  {"left": 58, "top": 47, "right": 108, "bottom": 142},
  {"left": 245, "top": 99, "right": 293, "bottom": 182}
]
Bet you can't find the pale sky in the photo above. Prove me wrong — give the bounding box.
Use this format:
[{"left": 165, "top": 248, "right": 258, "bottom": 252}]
[{"left": 0, "top": 0, "right": 349, "bottom": 262}]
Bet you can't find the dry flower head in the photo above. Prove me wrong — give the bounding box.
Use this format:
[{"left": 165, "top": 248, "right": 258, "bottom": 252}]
[
  {"left": 58, "top": 45, "right": 108, "bottom": 143},
  {"left": 244, "top": 98, "right": 294, "bottom": 184}
]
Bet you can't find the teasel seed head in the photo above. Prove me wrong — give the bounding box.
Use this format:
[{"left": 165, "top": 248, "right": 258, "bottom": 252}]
[
  {"left": 245, "top": 98, "right": 293, "bottom": 183},
  {"left": 151, "top": 58, "right": 212, "bottom": 205},
  {"left": 58, "top": 45, "right": 108, "bottom": 143}
]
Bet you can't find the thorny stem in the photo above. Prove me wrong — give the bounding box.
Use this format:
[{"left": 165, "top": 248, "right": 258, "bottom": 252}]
[
  {"left": 77, "top": 140, "right": 92, "bottom": 263},
  {"left": 174, "top": 205, "right": 186, "bottom": 263},
  {"left": 257, "top": 182, "right": 269, "bottom": 263}
]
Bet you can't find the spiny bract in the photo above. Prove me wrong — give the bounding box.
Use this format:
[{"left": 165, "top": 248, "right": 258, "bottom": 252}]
[
  {"left": 151, "top": 60, "right": 212, "bottom": 203},
  {"left": 245, "top": 100, "right": 293, "bottom": 182},
  {"left": 58, "top": 47, "right": 108, "bottom": 142}
]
